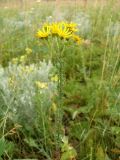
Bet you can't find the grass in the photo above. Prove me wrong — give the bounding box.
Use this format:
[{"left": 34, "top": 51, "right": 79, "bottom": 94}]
[{"left": 0, "top": 0, "right": 120, "bottom": 159}]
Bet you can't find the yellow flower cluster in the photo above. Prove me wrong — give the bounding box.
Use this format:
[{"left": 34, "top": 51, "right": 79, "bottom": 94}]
[
  {"left": 51, "top": 75, "right": 59, "bottom": 82},
  {"left": 8, "top": 76, "right": 17, "bottom": 89},
  {"left": 36, "top": 22, "right": 83, "bottom": 44},
  {"left": 35, "top": 81, "right": 48, "bottom": 89},
  {"left": 11, "top": 48, "right": 32, "bottom": 64},
  {"left": 20, "top": 65, "right": 34, "bottom": 74},
  {"left": 35, "top": 75, "right": 58, "bottom": 90},
  {"left": 8, "top": 77, "right": 14, "bottom": 87}
]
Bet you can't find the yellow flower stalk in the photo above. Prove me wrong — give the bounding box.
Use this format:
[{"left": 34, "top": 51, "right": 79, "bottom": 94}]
[
  {"left": 51, "top": 75, "right": 59, "bottom": 82},
  {"left": 21, "top": 66, "right": 34, "bottom": 74},
  {"left": 8, "top": 76, "right": 16, "bottom": 88},
  {"left": 35, "top": 81, "right": 48, "bottom": 89},
  {"left": 8, "top": 77, "right": 14, "bottom": 87},
  {"left": 11, "top": 58, "right": 18, "bottom": 64}
]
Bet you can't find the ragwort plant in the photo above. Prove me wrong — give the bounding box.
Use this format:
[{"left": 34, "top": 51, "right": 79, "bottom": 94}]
[{"left": 36, "top": 21, "right": 84, "bottom": 159}]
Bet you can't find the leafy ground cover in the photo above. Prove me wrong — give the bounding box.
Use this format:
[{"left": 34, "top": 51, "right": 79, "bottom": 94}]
[{"left": 0, "top": 0, "right": 120, "bottom": 159}]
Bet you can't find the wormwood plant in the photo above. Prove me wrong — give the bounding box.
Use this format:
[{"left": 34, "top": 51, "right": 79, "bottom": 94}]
[
  {"left": 0, "top": 61, "right": 58, "bottom": 159},
  {"left": 36, "top": 21, "right": 83, "bottom": 159}
]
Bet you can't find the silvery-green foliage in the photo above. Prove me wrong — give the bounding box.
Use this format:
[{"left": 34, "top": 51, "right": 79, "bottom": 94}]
[
  {"left": 73, "top": 12, "right": 91, "bottom": 35},
  {"left": 0, "top": 61, "right": 57, "bottom": 125},
  {"left": 3, "top": 18, "right": 32, "bottom": 30},
  {"left": 105, "top": 22, "right": 120, "bottom": 36},
  {"left": 46, "top": 15, "right": 54, "bottom": 23}
]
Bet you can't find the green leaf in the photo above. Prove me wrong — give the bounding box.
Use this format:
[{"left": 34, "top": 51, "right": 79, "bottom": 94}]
[
  {"left": 24, "top": 137, "right": 38, "bottom": 148},
  {"left": 70, "top": 121, "right": 89, "bottom": 140},
  {"left": 115, "top": 135, "right": 120, "bottom": 148},
  {"left": 60, "top": 147, "right": 77, "bottom": 160},
  {"left": 96, "top": 146, "right": 106, "bottom": 160},
  {"left": 5, "top": 140, "right": 14, "bottom": 155},
  {"left": 0, "top": 138, "right": 6, "bottom": 157},
  {"left": 0, "top": 138, "right": 15, "bottom": 159},
  {"left": 111, "top": 126, "right": 120, "bottom": 135}
]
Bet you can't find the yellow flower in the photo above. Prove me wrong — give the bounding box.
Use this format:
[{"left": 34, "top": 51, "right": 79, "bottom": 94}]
[
  {"left": 35, "top": 81, "right": 48, "bottom": 89},
  {"left": 66, "top": 22, "right": 78, "bottom": 32},
  {"left": 8, "top": 77, "right": 14, "bottom": 87},
  {"left": 11, "top": 58, "right": 18, "bottom": 64},
  {"left": 36, "top": 26, "right": 51, "bottom": 38},
  {"left": 24, "top": 66, "right": 34, "bottom": 74},
  {"left": 58, "top": 26, "right": 72, "bottom": 39},
  {"left": 50, "top": 23, "right": 59, "bottom": 35},
  {"left": 72, "top": 34, "right": 83, "bottom": 44},
  {"left": 8, "top": 76, "right": 16, "bottom": 88},
  {"left": 21, "top": 66, "right": 27, "bottom": 73},
  {"left": 36, "top": 21, "right": 79, "bottom": 40},
  {"left": 48, "top": 22, "right": 72, "bottom": 39},
  {"left": 25, "top": 48, "right": 32, "bottom": 55},
  {"left": 51, "top": 102, "right": 57, "bottom": 112},
  {"left": 51, "top": 75, "right": 59, "bottom": 82},
  {"left": 19, "top": 55, "right": 27, "bottom": 63},
  {"left": 28, "top": 66, "right": 34, "bottom": 72}
]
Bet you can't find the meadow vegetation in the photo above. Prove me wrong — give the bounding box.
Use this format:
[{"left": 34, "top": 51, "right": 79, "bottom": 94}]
[{"left": 0, "top": 0, "right": 120, "bottom": 159}]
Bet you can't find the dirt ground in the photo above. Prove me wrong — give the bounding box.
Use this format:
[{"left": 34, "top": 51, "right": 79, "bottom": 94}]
[{"left": 0, "top": 0, "right": 117, "bottom": 9}]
